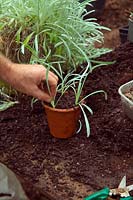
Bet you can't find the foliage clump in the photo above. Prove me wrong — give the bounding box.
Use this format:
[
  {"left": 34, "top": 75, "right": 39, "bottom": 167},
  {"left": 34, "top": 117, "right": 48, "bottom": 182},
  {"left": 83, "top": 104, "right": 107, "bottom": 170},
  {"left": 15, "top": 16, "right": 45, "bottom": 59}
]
[{"left": 0, "top": 0, "right": 110, "bottom": 71}]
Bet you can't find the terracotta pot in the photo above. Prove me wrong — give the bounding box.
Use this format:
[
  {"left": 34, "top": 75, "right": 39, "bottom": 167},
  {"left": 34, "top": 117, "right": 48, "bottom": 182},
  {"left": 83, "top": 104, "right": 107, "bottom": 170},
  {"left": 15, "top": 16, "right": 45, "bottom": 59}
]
[{"left": 44, "top": 104, "right": 81, "bottom": 139}]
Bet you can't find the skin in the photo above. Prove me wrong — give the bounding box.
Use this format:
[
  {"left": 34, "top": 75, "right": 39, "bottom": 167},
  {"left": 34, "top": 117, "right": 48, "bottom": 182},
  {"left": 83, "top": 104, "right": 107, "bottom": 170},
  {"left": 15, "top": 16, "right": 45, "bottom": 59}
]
[{"left": 0, "top": 54, "right": 58, "bottom": 102}]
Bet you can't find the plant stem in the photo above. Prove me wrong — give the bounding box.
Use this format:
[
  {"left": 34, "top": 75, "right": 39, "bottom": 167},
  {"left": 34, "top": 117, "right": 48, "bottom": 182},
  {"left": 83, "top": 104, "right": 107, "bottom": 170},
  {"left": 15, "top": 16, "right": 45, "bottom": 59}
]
[{"left": 37, "top": 0, "right": 40, "bottom": 33}]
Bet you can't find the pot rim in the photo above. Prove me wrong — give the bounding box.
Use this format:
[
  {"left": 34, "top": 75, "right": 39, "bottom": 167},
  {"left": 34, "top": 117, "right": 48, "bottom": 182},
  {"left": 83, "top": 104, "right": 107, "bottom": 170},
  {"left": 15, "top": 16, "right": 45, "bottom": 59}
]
[
  {"left": 42, "top": 102, "right": 80, "bottom": 112},
  {"left": 119, "top": 26, "right": 129, "bottom": 32},
  {"left": 118, "top": 80, "right": 133, "bottom": 105}
]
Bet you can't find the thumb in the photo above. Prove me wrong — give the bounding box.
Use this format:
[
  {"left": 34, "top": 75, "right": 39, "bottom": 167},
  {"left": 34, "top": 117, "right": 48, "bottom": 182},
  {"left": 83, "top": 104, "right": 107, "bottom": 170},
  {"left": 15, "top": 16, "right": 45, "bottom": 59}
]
[{"left": 32, "top": 87, "right": 52, "bottom": 102}]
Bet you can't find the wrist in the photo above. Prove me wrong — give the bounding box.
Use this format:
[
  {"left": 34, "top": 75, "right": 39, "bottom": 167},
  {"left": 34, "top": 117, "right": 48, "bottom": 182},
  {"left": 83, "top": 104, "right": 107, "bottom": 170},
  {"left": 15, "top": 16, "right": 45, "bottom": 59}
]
[{"left": 0, "top": 55, "right": 14, "bottom": 83}]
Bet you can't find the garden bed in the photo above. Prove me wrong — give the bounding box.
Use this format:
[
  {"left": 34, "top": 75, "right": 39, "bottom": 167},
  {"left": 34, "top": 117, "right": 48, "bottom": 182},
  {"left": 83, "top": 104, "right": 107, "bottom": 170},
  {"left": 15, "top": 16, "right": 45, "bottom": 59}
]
[{"left": 0, "top": 42, "right": 133, "bottom": 200}]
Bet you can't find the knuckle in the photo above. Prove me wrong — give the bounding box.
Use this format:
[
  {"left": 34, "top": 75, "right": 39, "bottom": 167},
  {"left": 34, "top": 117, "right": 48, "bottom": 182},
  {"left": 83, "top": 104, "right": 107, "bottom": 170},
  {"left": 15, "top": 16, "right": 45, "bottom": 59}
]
[{"left": 56, "top": 75, "right": 59, "bottom": 81}]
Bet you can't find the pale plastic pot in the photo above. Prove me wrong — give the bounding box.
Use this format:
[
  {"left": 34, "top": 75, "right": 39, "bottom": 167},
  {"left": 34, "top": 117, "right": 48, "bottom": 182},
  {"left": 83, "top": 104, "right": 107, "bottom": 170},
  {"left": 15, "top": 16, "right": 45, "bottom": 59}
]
[{"left": 118, "top": 80, "right": 133, "bottom": 120}]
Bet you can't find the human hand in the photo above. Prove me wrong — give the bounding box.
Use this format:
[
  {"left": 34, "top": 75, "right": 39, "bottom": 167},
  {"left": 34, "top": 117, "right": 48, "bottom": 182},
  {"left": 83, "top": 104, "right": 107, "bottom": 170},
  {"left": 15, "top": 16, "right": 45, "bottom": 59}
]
[{"left": 6, "top": 63, "right": 58, "bottom": 102}]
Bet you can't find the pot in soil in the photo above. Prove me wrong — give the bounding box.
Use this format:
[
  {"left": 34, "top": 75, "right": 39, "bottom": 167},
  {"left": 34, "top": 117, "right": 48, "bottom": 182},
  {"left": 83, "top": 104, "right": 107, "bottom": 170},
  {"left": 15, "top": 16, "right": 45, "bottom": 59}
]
[
  {"left": 44, "top": 104, "right": 81, "bottom": 139},
  {"left": 118, "top": 80, "right": 133, "bottom": 120},
  {"left": 119, "top": 26, "right": 128, "bottom": 44},
  {"left": 128, "top": 14, "right": 133, "bottom": 43},
  {"left": 42, "top": 61, "right": 109, "bottom": 139}
]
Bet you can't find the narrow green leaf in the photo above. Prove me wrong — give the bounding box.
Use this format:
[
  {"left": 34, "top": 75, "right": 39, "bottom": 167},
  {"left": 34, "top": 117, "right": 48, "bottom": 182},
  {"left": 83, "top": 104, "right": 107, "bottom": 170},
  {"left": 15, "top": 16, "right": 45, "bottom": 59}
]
[{"left": 79, "top": 104, "right": 91, "bottom": 137}]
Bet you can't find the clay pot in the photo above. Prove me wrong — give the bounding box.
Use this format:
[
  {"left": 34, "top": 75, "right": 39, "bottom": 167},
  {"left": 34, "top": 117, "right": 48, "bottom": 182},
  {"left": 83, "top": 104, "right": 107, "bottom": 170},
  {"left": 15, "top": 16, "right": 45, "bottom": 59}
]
[{"left": 44, "top": 104, "right": 81, "bottom": 139}]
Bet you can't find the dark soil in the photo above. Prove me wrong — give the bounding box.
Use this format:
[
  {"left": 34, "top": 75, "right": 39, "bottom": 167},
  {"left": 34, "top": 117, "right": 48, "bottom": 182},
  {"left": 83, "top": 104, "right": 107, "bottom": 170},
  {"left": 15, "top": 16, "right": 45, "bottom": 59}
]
[
  {"left": 20, "top": 178, "right": 57, "bottom": 200},
  {"left": 0, "top": 42, "right": 133, "bottom": 200},
  {"left": 52, "top": 90, "right": 76, "bottom": 109},
  {"left": 99, "top": 0, "right": 133, "bottom": 29}
]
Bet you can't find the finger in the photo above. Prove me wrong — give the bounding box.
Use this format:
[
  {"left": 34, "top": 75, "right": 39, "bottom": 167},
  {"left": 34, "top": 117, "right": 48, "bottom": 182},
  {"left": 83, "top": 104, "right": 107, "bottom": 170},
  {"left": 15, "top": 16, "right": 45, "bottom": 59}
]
[
  {"left": 40, "top": 73, "right": 58, "bottom": 96},
  {"left": 36, "top": 64, "right": 58, "bottom": 82},
  {"left": 39, "top": 78, "right": 57, "bottom": 97},
  {"left": 49, "top": 83, "right": 57, "bottom": 97},
  {"left": 42, "top": 67, "right": 58, "bottom": 81},
  {"left": 49, "top": 71, "right": 58, "bottom": 81},
  {"left": 47, "top": 77, "right": 58, "bottom": 97},
  {"left": 31, "top": 87, "right": 52, "bottom": 102}
]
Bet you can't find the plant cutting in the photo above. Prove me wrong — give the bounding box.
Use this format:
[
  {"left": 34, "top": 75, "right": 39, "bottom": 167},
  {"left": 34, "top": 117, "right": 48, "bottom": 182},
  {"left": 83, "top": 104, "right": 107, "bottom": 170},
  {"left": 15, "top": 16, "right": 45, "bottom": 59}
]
[
  {"left": 0, "top": 0, "right": 112, "bottom": 138},
  {"left": 118, "top": 80, "right": 133, "bottom": 121},
  {"left": 43, "top": 63, "right": 108, "bottom": 138},
  {"left": 0, "top": 88, "right": 18, "bottom": 111}
]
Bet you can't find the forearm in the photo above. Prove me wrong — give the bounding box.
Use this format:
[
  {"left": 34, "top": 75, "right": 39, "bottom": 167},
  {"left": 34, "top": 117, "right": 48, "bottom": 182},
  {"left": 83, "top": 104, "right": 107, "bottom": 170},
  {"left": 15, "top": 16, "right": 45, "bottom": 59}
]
[
  {"left": 0, "top": 54, "right": 58, "bottom": 101},
  {"left": 0, "top": 54, "right": 13, "bottom": 83}
]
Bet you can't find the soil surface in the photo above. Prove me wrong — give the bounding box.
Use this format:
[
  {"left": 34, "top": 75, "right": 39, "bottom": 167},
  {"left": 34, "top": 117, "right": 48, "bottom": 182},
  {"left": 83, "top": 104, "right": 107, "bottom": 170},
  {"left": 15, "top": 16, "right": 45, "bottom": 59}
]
[
  {"left": 100, "top": 0, "right": 132, "bottom": 29},
  {"left": 0, "top": 41, "right": 133, "bottom": 200},
  {"left": 97, "top": 0, "right": 133, "bottom": 48},
  {"left": 50, "top": 90, "right": 76, "bottom": 109}
]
